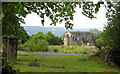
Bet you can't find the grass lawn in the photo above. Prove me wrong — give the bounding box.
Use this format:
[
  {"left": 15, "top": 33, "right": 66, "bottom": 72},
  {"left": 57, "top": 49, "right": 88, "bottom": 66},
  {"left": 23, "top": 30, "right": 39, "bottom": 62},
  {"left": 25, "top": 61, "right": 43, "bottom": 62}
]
[{"left": 13, "top": 51, "right": 119, "bottom": 72}]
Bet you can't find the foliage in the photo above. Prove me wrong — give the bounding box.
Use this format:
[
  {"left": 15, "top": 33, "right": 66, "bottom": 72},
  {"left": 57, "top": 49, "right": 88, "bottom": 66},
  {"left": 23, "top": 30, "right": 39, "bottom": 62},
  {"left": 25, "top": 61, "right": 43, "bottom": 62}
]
[
  {"left": 89, "top": 29, "right": 102, "bottom": 39},
  {"left": 18, "top": 31, "right": 64, "bottom": 51},
  {"left": 48, "top": 45, "right": 95, "bottom": 54},
  {"left": 89, "top": 29, "right": 102, "bottom": 46},
  {"left": 46, "top": 31, "right": 63, "bottom": 45},
  {"left": 2, "top": 58, "right": 19, "bottom": 74},
  {"left": 95, "top": 37, "right": 105, "bottom": 49},
  {"left": 18, "top": 32, "right": 49, "bottom": 51},
  {"left": 104, "top": 2, "right": 120, "bottom": 66},
  {"left": 2, "top": 3, "right": 29, "bottom": 38},
  {"left": 53, "top": 48, "right": 59, "bottom": 52},
  {"left": 18, "top": 27, "right": 29, "bottom": 46},
  {"left": 2, "top": 2, "right": 106, "bottom": 37},
  {"left": 1, "top": 1, "right": 115, "bottom": 73},
  {"left": 94, "top": 2, "right": 120, "bottom": 66}
]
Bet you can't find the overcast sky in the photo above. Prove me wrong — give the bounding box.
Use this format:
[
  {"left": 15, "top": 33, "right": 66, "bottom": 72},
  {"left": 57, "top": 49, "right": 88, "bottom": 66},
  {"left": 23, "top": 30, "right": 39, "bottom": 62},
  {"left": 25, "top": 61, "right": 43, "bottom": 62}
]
[{"left": 21, "top": 1, "right": 107, "bottom": 30}]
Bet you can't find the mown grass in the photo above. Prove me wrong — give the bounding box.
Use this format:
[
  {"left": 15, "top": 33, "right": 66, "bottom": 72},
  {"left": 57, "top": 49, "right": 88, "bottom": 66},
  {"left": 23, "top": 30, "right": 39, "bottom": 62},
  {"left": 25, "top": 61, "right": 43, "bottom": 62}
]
[
  {"left": 48, "top": 45, "right": 96, "bottom": 54},
  {"left": 13, "top": 51, "right": 119, "bottom": 72}
]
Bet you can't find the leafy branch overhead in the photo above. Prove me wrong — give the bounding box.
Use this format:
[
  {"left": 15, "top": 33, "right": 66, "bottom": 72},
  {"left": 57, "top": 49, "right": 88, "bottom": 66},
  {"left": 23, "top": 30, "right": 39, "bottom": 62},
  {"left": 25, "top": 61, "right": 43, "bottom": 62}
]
[{"left": 2, "top": 1, "right": 112, "bottom": 37}]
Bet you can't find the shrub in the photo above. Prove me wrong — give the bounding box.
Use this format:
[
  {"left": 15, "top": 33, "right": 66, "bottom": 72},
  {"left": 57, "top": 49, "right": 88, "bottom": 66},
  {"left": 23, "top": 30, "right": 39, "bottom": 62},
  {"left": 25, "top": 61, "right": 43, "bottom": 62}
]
[
  {"left": 95, "top": 37, "right": 106, "bottom": 49},
  {"left": 24, "top": 39, "right": 49, "bottom": 52},
  {"left": 18, "top": 32, "right": 49, "bottom": 52},
  {"left": 53, "top": 49, "right": 59, "bottom": 52},
  {"left": 2, "top": 58, "right": 19, "bottom": 74},
  {"left": 82, "top": 51, "right": 88, "bottom": 54}
]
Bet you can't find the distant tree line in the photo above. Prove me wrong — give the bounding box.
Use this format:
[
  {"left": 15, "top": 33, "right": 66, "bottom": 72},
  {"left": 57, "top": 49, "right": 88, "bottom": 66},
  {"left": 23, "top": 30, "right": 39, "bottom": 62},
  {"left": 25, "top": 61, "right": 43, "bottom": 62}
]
[{"left": 18, "top": 31, "right": 63, "bottom": 51}]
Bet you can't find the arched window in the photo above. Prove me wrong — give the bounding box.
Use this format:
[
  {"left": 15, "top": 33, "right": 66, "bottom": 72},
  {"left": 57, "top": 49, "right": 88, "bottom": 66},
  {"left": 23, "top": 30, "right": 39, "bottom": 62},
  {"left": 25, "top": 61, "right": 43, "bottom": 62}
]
[{"left": 75, "top": 37, "right": 77, "bottom": 41}]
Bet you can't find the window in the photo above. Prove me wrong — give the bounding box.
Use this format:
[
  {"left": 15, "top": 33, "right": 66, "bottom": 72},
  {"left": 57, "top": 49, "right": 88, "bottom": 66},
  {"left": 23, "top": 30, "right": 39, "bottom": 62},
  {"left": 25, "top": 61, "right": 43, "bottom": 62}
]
[
  {"left": 75, "top": 38, "right": 77, "bottom": 41},
  {"left": 73, "top": 37, "right": 74, "bottom": 41},
  {"left": 66, "top": 34, "right": 69, "bottom": 37}
]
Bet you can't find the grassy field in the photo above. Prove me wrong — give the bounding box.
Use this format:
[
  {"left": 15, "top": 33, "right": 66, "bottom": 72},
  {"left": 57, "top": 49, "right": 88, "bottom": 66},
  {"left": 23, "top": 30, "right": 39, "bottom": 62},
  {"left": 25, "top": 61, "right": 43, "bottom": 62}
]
[
  {"left": 48, "top": 45, "right": 96, "bottom": 54},
  {"left": 13, "top": 51, "right": 119, "bottom": 72}
]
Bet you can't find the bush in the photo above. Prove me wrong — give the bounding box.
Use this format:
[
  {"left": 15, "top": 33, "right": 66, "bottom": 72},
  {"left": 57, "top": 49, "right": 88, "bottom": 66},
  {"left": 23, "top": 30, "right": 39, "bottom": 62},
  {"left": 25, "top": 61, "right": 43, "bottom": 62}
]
[
  {"left": 2, "top": 58, "right": 19, "bottom": 74},
  {"left": 25, "top": 39, "right": 49, "bottom": 52},
  {"left": 95, "top": 37, "right": 105, "bottom": 49},
  {"left": 18, "top": 32, "right": 49, "bottom": 52},
  {"left": 82, "top": 51, "right": 88, "bottom": 54},
  {"left": 53, "top": 49, "right": 59, "bottom": 52}
]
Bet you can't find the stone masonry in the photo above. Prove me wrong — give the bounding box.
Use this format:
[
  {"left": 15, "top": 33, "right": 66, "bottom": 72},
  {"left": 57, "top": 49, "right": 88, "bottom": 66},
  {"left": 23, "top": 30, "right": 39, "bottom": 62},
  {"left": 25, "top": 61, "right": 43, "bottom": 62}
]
[{"left": 64, "top": 31, "right": 94, "bottom": 46}]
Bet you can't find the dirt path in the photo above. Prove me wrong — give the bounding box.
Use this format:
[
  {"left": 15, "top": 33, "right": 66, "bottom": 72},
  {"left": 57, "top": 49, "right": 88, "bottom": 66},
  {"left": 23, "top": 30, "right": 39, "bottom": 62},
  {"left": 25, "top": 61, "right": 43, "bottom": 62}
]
[{"left": 32, "top": 52, "right": 88, "bottom": 56}]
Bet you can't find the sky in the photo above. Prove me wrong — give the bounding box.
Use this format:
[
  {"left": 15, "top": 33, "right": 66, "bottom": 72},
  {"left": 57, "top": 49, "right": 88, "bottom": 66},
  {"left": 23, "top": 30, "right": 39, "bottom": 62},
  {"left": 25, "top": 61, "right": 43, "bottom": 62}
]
[{"left": 21, "top": 1, "right": 107, "bottom": 30}]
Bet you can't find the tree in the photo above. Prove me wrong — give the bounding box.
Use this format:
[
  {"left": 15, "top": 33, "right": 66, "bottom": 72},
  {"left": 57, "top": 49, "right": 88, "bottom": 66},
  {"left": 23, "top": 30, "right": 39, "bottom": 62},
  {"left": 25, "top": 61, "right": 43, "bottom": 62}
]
[
  {"left": 21, "top": 32, "right": 49, "bottom": 51},
  {"left": 18, "top": 26, "right": 29, "bottom": 44},
  {"left": 94, "top": 1, "right": 120, "bottom": 66},
  {"left": 2, "top": 1, "right": 105, "bottom": 37},
  {"left": 95, "top": 37, "right": 105, "bottom": 49},
  {"left": 89, "top": 29, "right": 102, "bottom": 45},
  {"left": 103, "top": 1, "right": 120, "bottom": 66},
  {"left": 46, "top": 31, "right": 63, "bottom": 45},
  {"left": 2, "top": 1, "right": 116, "bottom": 73},
  {"left": 89, "top": 29, "right": 102, "bottom": 36}
]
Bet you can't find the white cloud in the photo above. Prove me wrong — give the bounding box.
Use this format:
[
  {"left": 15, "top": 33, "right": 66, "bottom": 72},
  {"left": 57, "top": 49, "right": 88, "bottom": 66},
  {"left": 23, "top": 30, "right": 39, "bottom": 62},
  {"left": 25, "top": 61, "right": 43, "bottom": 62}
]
[
  {"left": 21, "top": 13, "right": 42, "bottom": 26},
  {"left": 73, "top": 5, "right": 107, "bottom": 29}
]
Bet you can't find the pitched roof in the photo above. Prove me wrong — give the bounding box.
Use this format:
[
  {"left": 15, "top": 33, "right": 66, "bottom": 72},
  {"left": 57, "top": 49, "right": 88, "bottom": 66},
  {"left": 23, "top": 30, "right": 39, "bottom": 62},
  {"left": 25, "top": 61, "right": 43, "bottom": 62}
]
[
  {"left": 64, "top": 31, "right": 93, "bottom": 38},
  {"left": 69, "top": 31, "right": 90, "bottom": 34},
  {"left": 67, "top": 31, "right": 92, "bottom": 36}
]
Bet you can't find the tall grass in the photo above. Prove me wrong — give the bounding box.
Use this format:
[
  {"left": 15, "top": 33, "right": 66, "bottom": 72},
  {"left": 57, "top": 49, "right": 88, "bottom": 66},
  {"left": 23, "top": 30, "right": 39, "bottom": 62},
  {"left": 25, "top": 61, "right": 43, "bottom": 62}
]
[{"left": 48, "top": 45, "right": 96, "bottom": 54}]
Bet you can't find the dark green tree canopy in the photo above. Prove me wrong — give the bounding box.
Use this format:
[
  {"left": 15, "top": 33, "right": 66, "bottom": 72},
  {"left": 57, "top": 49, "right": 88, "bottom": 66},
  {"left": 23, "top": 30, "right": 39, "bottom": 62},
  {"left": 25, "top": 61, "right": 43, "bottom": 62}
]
[
  {"left": 2, "top": 1, "right": 110, "bottom": 37},
  {"left": 46, "top": 31, "right": 63, "bottom": 45},
  {"left": 94, "top": 1, "right": 120, "bottom": 66}
]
